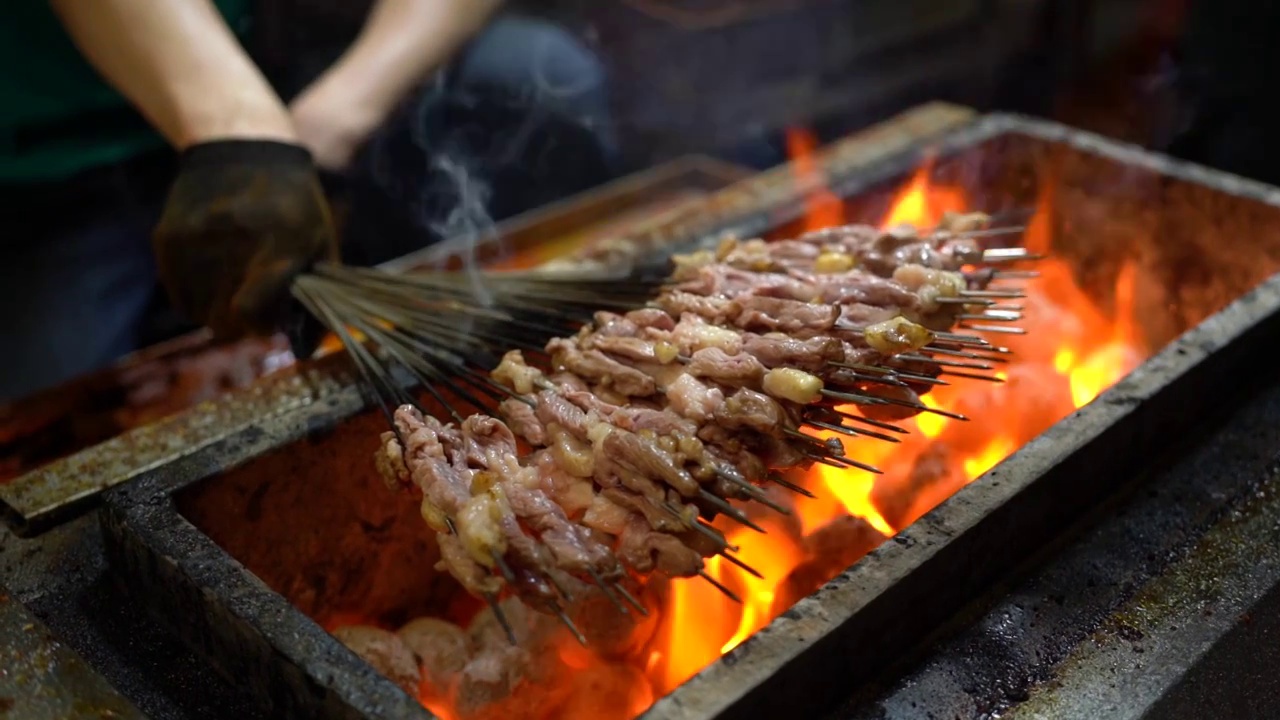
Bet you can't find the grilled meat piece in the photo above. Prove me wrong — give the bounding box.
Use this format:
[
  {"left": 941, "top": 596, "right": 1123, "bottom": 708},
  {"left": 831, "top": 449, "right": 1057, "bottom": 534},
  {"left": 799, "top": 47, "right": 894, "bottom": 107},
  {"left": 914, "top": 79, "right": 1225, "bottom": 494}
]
[
  {"left": 664, "top": 373, "right": 724, "bottom": 422},
  {"left": 547, "top": 338, "right": 656, "bottom": 396},
  {"left": 741, "top": 332, "right": 844, "bottom": 371},
  {"left": 617, "top": 515, "right": 704, "bottom": 576}
]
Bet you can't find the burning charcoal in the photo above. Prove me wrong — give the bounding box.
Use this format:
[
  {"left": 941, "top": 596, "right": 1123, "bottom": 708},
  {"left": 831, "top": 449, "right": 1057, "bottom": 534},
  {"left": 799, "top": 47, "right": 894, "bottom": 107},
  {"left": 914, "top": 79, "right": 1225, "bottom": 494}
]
[
  {"left": 858, "top": 383, "right": 927, "bottom": 421},
  {"left": 566, "top": 578, "right": 658, "bottom": 658},
  {"left": 397, "top": 617, "right": 471, "bottom": 691},
  {"left": 455, "top": 603, "right": 572, "bottom": 720},
  {"left": 469, "top": 597, "right": 560, "bottom": 657},
  {"left": 118, "top": 360, "right": 173, "bottom": 406},
  {"left": 770, "top": 515, "right": 885, "bottom": 616},
  {"left": 743, "top": 482, "right": 804, "bottom": 528},
  {"left": 555, "top": 662, "right": 653, "bottom": 720},
  {"left": 453, "top": 645, "right": 534, "bottom": 719},
  {"left": 114, "top": 335, "right": 294, "bottom": 427},
  {"left": 874, "top": 442, "right": 957, "bottom": 529},
  {"left": 331, "top": 624, "right": 422, "bottom": 695},
  {"left": 805, "top": 514, "right": 885, "bottom": 572}
]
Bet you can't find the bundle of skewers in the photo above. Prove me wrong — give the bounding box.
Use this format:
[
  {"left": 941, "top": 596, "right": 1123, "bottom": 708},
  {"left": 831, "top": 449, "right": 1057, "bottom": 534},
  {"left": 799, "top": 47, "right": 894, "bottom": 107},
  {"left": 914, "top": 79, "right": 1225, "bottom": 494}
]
[{"left": 291, "top": 211, "right": 1040, "bottom": 646}]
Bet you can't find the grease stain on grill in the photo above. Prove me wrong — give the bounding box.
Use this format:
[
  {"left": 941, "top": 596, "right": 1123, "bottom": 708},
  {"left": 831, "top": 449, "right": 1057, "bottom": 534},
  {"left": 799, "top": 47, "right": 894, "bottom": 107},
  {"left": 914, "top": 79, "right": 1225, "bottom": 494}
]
[
  {"left": 239, "top": 425, "right": 267, "bottom": 447},
  {"left": 1101, "top": 394, "right": 1141, "bottom": 408},
  {"left": 303, "top": 414, "right": 340, "bottom": 441},
  {"left": 1111, "top": 621, "right": 1144, "bottom": 643}
]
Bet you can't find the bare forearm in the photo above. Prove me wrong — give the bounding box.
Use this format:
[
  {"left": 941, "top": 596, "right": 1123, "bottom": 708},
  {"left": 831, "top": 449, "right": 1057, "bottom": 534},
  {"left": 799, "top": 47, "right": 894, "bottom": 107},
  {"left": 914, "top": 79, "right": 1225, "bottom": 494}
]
[
  {"left": 49, "top": 0, "right": 295, "bottom": 148},
  {"left": 311, "top": 0, "right": 503, "bottom": 122}
]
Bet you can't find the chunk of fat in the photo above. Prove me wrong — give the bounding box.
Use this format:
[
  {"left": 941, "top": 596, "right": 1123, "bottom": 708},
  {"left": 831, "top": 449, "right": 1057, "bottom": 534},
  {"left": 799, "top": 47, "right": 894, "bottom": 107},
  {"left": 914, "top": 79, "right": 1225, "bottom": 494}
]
[{"left": 762, "top": 367, "right": 824, "bottom": 404}]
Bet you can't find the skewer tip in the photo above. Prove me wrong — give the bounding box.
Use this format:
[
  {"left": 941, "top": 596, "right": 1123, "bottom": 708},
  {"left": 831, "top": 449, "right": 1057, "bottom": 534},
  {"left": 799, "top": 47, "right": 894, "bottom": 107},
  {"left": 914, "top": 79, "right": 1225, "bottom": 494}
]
[
  {"left": 550, "top": 601, "right": 588, "bottom": 646},
  {"left": 720, "top": 551, "right": 765, "bottom": 580},
  {"left": 485, "top": 594, "right": 518, "bottom": 646},
  {"left": 697, "top": 569, "right": 743, "bottom": 604},
  {"left": 613, "top": 582, "right": 649, "bottom": 616},
  {"left": 588, "top": 568, "right": 629, "bottom": 615}
]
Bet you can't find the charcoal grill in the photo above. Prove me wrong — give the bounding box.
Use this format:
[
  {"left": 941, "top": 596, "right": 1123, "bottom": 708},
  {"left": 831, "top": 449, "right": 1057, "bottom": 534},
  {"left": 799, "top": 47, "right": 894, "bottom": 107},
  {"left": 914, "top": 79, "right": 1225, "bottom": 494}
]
[{"left": 78, "top": 103, "right": 1280, "bottom": 720}]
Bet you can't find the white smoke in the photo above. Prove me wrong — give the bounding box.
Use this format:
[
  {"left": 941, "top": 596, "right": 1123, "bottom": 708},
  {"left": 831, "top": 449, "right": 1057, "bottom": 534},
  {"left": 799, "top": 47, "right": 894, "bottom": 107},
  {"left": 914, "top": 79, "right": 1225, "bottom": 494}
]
[
  {"left": 372, "top": 23, "right": 612, "bottom": 302},
  {"left": 428, "top": 154, "right": 496, "bottom": 308}
]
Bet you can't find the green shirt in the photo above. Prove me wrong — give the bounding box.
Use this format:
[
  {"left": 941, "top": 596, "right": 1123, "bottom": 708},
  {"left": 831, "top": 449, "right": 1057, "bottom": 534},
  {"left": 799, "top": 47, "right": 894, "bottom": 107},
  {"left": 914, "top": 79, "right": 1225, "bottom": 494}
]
[{"left": 0, "top": 0, "right": 254, "bottom": 183}]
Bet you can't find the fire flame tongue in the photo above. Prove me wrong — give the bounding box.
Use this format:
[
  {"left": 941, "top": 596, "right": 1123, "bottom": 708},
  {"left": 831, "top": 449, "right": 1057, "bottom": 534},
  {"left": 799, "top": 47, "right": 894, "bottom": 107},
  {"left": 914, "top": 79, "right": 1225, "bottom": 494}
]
[{"left": 639, "top": 146, "right": 1147, "bottom": 708}]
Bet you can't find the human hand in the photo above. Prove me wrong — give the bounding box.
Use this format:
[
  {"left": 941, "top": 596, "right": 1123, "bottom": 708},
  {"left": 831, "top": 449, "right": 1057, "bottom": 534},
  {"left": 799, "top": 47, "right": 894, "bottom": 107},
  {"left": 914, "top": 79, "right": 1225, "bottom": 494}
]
[
  {"left": 152, "top": 140, "right": 338, "bottom": 339},
  {"left": 289, "top": 82, "right": 385, "bottom": 172}
]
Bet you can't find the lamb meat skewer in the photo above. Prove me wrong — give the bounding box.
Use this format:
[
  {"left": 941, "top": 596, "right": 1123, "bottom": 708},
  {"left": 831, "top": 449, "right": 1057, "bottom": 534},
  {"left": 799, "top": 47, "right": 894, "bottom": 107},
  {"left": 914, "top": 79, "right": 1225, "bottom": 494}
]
[{"left": 327, "top": 217, "right": 1043, "bottom": 630}]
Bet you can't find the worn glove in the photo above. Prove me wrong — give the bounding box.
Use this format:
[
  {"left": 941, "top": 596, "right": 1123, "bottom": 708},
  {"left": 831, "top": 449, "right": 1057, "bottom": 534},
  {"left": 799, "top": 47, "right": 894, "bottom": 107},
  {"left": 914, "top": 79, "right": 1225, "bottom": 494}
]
[{"left": 152, "top": 140, "right": 338, "bottom": 340}]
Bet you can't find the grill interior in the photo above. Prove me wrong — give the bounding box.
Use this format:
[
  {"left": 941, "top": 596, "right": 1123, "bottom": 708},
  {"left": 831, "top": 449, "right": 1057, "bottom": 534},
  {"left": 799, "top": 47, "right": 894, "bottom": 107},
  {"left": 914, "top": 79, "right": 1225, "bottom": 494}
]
[{"left": 144, "top": 115, "right": 1280, "bottom": 719}]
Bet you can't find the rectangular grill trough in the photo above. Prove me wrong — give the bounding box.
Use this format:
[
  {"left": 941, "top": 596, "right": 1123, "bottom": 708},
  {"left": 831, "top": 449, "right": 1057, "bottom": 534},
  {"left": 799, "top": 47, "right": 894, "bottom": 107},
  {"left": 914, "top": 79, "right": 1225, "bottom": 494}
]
[{"left": 97, "top": 104, "right": 1280, "bottom": 720}]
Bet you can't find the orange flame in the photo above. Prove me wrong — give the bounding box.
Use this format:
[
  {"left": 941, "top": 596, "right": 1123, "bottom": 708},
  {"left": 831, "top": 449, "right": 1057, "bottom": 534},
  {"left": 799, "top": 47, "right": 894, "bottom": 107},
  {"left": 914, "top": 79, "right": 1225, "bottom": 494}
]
[
  {"left": 786, "top": 128, "right": 845, "bottom": 232},
  {"left": 636, "top": 137, "right": 1148, "bottom": 711},
  {"left": 880, "top": 162, "right": 967, "bottom": 228}
]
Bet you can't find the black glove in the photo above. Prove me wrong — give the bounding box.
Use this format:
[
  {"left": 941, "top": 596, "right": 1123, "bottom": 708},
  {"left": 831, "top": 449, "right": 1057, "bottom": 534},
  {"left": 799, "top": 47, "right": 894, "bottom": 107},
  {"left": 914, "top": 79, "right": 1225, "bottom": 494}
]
[{"left": 152, "top": 140, "right": 338, "bottom": 341}]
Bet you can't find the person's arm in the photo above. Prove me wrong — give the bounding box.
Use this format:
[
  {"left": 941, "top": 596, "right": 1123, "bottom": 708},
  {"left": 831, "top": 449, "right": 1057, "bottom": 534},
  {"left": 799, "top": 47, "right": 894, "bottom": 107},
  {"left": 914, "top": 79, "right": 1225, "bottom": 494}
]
[
  {"left": 48, "top": 0, "right": 296, "bottom": 148},
  {"left": 290, "top": 0, "right": 503, "bottom": 169}
]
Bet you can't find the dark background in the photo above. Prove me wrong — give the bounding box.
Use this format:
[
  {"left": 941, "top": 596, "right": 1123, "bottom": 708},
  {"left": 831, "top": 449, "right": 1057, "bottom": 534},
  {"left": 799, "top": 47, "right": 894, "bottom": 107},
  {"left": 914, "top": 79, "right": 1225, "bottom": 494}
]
[{"left": 251, "top": 0, "right": 1280, "bottom": 258}]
